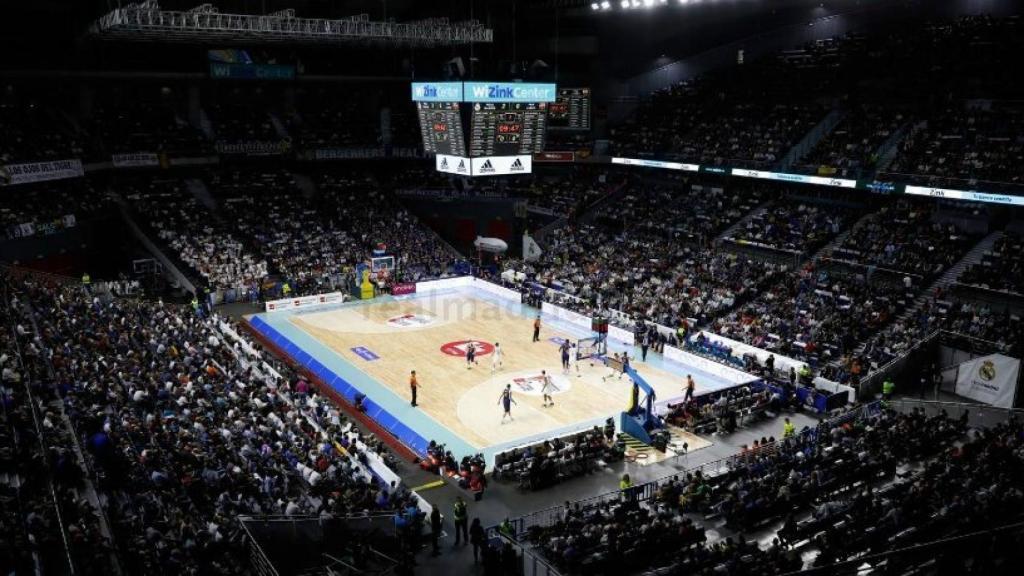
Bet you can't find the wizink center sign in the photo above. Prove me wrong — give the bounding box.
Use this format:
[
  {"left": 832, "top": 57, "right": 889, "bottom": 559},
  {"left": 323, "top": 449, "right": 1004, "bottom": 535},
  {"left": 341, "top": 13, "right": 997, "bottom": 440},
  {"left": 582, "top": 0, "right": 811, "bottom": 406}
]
[
  {"left": 463, "top": 82, "right": 557, "bottom": 103},
  {"left": 411, "top": 82, "right": 464, "bottom": 102},
  {"left": 411, "top": 81, "right": 556, "bottom": 103}
]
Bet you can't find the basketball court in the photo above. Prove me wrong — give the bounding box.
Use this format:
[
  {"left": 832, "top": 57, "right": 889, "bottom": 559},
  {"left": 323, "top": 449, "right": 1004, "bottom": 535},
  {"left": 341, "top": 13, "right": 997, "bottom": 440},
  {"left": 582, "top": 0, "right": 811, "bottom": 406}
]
[{"left": 247, "top": 282, "right": 747, "bottom": 463}]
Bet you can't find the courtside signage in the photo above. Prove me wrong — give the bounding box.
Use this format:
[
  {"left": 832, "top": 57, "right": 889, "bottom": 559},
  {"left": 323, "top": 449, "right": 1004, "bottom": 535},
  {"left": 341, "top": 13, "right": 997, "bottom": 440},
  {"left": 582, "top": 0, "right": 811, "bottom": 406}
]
[
  {"left": 730, "top": 168, "right": 857, "bottom": 188},
  {"left": 411, "top": 82, "right": 463, "bottom": 102},
  {"left": 904, "top": 185, "right": 1024, "bottom": 206},
  {"left": 463, "top": 82, "right": 557, "bottom": 103},
  {"left": 264, "top": 291, "right": 344, "bottom": 312},
  {"left": 611, "top": 157, "right": 699, "bottom": 172}
]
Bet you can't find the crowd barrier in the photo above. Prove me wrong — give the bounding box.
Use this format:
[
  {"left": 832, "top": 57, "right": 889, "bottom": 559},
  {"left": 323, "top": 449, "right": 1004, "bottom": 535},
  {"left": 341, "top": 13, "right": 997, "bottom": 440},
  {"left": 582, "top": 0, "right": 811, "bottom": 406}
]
[
  {"left": 695, "top": 330, "right": 807, "bottom": 374},
  {"left": 663, "top": 344, "right": 759, "bottom": 385},
  {"left": 472, "top": 277, "right": 522, "bottom": 303},
  {"left": 246, "top": 316, "right": 432, "bottom": 458},
  {"left": 494, "top": 400, "right": 882, "bottom": 540},
  {"left": 215, "top": 318, "right": 435, "bottom": 514}
]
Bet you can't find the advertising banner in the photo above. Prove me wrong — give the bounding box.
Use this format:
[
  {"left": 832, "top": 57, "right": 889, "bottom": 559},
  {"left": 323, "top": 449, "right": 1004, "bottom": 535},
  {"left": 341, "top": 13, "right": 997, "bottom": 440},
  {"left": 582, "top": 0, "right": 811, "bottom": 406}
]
[
  {"left": 540, "top": 302, "right": 592, "bottom": 332},
  {"left": 0, "top": 159, "right": 84, "bottom": 186},
  {"left": 730, "top": 168, "right": 856, "bottom": 188},
  {"left": 904, "top": 185, "right": 1024, "bottom": 206},
  {"left": 470, "top": 155, "right": 531, "bottom": 176},
  {"left": 392, "top": 283, "right": 417, "bottom": 296},
  {"left": 265, "top": 292, "right": 345, "bottom": 313},
  {"left": 112, "top": 152, "right": 160, "bottom": 168},
  {"left": 436, "top": 154, "right": 471, "bottom": 176},
  {"left": 533, "top": 151, "right": 575, "bottom": 162},
  {"left": 611, "top": 157, "right": 699, "bottom": 172},
  {"left": 472, "top": 278, "right": 521, "bottom": 303},
  {"left": 463, "top": 82, "right": 557, "bottom": 103},
  {"left": 955, "top": 353, "right": 1020, "bottom": 408},
  {"left": 411, "top": 82, "right": 464, "bottom": 102}
]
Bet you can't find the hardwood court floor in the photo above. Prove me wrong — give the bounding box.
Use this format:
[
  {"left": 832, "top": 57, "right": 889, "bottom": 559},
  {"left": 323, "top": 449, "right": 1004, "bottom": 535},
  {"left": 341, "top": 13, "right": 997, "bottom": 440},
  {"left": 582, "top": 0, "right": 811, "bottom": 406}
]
[{"left": 291, "top": 294, "right": 694, "bottom": 449}]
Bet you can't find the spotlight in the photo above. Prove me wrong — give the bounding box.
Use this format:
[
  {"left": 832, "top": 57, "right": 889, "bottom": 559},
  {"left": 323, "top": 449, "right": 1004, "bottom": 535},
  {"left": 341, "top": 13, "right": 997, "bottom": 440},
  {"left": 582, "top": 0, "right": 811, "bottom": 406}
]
[
  {"left": 601, "top": 0, "right": 611, "bottom": 8},
  {"left": 644, "top": 0, "right": 654, "bottom": 7},
  {"left": 591, "top": 2, "right": 600, "bottom": 8},
  {"left": 621, "top": 0, "right": 630, "bottom": 8},
  {"left": 632, "top": 0, "right": 642, "bottom": 8}
]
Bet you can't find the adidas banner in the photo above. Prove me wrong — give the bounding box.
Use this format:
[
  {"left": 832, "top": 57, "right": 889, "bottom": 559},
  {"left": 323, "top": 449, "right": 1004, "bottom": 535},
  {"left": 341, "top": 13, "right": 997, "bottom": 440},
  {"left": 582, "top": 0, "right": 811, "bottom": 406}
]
[
  {"left": 436, "top": 154, "right": 471, "bottom": 176},
  {"left": 955, "top": 353, "right": 1020, "bottom": 408},
  {"left": 435, "top": 154, "right": 532, "bottom": 176},
  {"left": 470, "top": 155, "right": 532, "bottom": 176}
]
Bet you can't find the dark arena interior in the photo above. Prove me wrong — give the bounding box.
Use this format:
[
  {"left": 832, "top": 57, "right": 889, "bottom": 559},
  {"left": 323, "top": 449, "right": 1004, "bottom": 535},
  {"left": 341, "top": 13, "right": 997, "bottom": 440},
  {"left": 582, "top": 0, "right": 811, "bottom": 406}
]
[{"left": 3, "top": 0, "right": 1024, "bottom": 575}]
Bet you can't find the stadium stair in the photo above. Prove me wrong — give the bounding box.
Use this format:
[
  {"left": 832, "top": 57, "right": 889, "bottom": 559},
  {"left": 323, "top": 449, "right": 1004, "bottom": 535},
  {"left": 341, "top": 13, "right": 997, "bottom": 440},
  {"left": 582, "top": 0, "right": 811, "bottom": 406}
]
[
  {"left": 110, "top": 194, "right": 199, "bottom": 295},
  {"left": 268, "top": 112, "right": 291, "bottom": 141},
  {"left": 813, "top": 209, "right": 877, "bottom": 262},
  {"left": 619, "top": 433, "right": 654, "bottom": 462},
  {"left": 197, "top": 107, "right": 216, "bottom": 141},
  {"left": 778, "top": 108, "right": 845, "bottom": 171},
  {"left": 294, "top": 173, "right": 317, "bottom": 199},
  {"left": 934, "top": 228, "right": 1004, "bottom": 288},
  {"left": 713, "top": 199, "right": 774, "bottom": 246},
  {"left": 847, "top": 228, "right": 1004, "bottom": 360},
  {"left": 872, "top": 120, "right": 916, "bottom": 175},
  {"left": 185, "top": 178, "right": 218, "bottom": 211}
]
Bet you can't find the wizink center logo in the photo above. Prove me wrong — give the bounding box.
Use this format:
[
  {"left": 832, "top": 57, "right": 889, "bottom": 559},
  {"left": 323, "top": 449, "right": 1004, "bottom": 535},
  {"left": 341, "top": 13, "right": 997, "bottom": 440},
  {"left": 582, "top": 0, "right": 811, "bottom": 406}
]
[
  {"left": 412, "top": 83, "right": 462, "bottom": 101},
  {"left": 465, "top": 82, "right": 556, "bottom": 102}
]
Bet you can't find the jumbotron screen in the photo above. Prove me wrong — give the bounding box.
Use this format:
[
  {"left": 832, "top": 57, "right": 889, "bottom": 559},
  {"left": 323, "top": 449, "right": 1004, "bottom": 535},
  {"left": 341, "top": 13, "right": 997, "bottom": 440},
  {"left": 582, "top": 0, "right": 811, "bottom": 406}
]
[
  {"left": 468, "top": 102, "right": 548, "bottom": 157},
  {"left": 416, "top": 101, "right": 467, "bottom": 157},
  {"left": 547, "top": 87, "right": 591, "bottom": 130}
]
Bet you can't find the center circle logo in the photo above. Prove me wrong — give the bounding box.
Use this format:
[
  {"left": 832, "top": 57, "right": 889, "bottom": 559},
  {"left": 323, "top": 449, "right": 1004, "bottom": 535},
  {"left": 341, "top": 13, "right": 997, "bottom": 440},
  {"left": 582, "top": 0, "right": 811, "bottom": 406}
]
[
  {"left": 387, "top": 313, "right": 435, "bottom": 328},
  {"left": 508, "top": 372, "right": 573, "bottom": 397},
  {"left": 440, "top": 340, "right": 495, "bottom": 357}
]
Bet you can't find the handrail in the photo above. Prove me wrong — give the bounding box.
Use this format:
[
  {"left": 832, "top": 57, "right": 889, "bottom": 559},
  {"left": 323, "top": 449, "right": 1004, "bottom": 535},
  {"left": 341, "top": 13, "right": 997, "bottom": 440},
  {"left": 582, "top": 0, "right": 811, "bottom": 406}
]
[
  {"left": 20, "top": 295, "right": 124, "bottom": 575},
  {"left": 775, "top": 518, "right": 1024, "bottom": 576},
  {"left": 239, "top": 518, "right": 281, "bottom": 576},
  {"left": 2, "top": 281, "right": 77, "bottom": 575},
  {"left": 499, "top": 402, "right": 881, "bottom": 539}
]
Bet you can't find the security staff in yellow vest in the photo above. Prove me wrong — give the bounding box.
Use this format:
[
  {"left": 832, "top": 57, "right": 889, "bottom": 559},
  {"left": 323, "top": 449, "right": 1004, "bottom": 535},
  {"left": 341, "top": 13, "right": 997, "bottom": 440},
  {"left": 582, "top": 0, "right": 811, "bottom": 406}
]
[
  {"left": 783, "top": 417, "right": 795, "bottom": 438},
  {"left": 882, "top": 379, "right": 895, "bottom": 400},
  {"left": 282, "top": 282, "right": 292, "bottom": 297}
]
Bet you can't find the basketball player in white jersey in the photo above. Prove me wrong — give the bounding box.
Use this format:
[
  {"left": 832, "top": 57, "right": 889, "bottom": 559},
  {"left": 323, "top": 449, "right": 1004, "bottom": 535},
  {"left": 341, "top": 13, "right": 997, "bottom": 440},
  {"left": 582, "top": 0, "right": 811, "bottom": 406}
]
[
  {"left": 491, "top": 342, "right": 504, "bottom": 373},
  {"left": 541, "top": 370, "right": 555, "bottom": 407}
]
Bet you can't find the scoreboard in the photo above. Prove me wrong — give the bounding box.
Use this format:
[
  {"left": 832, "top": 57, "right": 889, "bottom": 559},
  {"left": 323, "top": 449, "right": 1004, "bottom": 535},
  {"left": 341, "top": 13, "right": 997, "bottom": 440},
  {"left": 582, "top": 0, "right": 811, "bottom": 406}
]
[
  {"left": 547, "top": 87, "right": 591, "bottom": 131},
  {"left": 416, "top": 101, "right": 466, "bottom": 157},
  {"left": 469, "top": 102, "right": 548, "bottom": 157},
  {"left": 411, "top": 81, "right": 557, "bottom": 176}
]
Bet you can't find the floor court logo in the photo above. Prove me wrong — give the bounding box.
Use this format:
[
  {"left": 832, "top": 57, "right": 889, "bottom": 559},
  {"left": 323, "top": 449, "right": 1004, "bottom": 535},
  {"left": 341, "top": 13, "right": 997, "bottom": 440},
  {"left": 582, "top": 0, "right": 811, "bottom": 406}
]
[
  {"left": 387, "top": 313, "right": 435, "bottom": 328},
  {"left": 510, "top": 372, "right": 572, "bottom": 397},
  {"left": 440, "top": 340, "right": 495, "bottom": 357}
]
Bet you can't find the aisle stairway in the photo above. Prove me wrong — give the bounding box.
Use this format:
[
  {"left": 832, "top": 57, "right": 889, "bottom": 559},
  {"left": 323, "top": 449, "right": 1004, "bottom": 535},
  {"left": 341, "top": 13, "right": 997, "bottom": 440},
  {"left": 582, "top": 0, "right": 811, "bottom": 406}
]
[
  {"left": 813, "top": 209, "right": 877, "bottom": 262},
  {"left": 713, "top": 200, "right": 773, "bottom": 246},
  {"left": 845, "top": 228, "right": 1005, "bottom": 360}
]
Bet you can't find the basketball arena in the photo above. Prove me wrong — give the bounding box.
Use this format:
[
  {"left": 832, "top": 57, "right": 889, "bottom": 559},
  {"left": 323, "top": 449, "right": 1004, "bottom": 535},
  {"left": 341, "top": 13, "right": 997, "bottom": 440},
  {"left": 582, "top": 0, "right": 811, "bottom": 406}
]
[{"left": 2, "top": 1, "right": 1024, "bottom": 575}]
